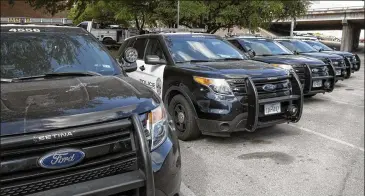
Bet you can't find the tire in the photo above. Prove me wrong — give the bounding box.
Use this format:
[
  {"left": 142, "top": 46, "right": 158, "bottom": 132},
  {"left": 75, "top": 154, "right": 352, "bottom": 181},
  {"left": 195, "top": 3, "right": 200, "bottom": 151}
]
[
  {"left": 304, "top": 94, "right": 316, "bottom": 98},
  {"left": 168, "top": 94, "right": 200, "bottom": 141},
  {"left": 102, "top": 37, "right": 115, "bottom": 45}
]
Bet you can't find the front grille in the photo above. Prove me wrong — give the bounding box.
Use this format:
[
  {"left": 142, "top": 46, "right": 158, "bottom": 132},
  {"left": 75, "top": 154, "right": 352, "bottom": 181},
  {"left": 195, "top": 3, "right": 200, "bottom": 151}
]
[
  {"left": 1, "top": 159, "right": 136, "bottom": 196},
  {"left": 293, "top": 66, "right": 305, "bottom": 84},
  {"left": 227, "top": 79, "right": 247, "bottom": 96},
  {"left": 253, "top": 78, "right": 291, "bottom": 99},
  {"left": 1, "top": 120, "right": 138, "bottom": 196},
  {"left": 309, "top": 64, "right": 330, "bottom": 77}
]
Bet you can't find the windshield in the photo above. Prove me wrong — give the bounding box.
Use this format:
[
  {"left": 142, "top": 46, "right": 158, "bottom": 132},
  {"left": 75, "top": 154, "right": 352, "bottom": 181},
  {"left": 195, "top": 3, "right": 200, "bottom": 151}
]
[
  {"left": 277, "top": 40, "right": 318, "bottom": 53},
  {"left": 1, "top": 32, "right": 121, "bottom": 79},
  {"left": 304, "top": 41, "right": 333, "bottom": 51},
  {"left": 165, "top": 35, "right": 246, "bottom": 62},
  {"left": 240, "top": 39, "right": 293, "bottom": 56}
]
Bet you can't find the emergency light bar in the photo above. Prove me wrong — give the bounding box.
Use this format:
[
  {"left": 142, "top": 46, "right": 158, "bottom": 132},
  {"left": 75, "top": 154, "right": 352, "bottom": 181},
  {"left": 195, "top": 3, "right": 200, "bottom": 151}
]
[
  {"left": 0, "top": 17, "right": 73, "bottom": 25},
  {"left": 277, "top": 36, "right": 318, "bottom": 41},
  {"left": 148, "top": 27, "right": 207, "bottom": 33}
]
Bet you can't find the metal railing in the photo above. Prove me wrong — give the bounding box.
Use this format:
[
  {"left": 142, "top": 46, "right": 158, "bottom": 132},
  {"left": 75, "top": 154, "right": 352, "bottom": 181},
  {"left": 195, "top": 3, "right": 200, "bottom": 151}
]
[{"left": 0, "top": 17, "right": 73, "bottom": 25}]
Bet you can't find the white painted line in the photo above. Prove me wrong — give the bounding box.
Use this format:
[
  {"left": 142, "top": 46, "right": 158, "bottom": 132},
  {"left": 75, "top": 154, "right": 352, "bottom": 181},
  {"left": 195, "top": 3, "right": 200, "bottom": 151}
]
[
  {"left": 288, "top": 124, "right": 364, "bottom": 152},
  {"left": 180, "top": 182, "right": 197, "bottom": 196}
]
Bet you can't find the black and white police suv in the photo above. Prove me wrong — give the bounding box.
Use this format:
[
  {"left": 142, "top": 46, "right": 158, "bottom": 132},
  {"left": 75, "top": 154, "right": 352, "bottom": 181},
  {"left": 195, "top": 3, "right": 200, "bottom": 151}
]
[
  {"left": 0, "top": 18, "right": 181, "bottom": 196},
  {"left": 117, "top": 28, "right": 304, "bottom": 141}
]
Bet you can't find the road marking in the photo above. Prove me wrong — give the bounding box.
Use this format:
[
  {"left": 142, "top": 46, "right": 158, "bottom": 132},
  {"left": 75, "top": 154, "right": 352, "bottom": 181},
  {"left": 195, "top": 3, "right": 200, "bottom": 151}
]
[
  {"left": 180, "top": 182, "right": 197, "bottom": 196},
  {"left": 288, "top": 124, "right": 364, "bottom": 152}
]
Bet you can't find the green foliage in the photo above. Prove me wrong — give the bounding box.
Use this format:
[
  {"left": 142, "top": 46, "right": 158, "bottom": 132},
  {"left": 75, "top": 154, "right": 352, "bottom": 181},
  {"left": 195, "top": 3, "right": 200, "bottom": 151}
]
[{"left": 11, "top": 0, "right": 311, "bottom": 33}]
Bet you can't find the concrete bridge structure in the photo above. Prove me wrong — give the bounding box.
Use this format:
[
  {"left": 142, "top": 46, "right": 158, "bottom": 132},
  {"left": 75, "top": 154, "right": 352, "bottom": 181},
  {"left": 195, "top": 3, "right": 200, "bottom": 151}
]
[{"left": 270, "top": 6, "right": 364, "bottom": 52}]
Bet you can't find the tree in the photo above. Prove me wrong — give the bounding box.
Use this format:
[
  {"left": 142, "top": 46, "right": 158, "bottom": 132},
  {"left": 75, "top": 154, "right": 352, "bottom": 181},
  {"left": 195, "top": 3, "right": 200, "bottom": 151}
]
[{"left": 9, "top": 0, "right": 311, "bottom": 33}]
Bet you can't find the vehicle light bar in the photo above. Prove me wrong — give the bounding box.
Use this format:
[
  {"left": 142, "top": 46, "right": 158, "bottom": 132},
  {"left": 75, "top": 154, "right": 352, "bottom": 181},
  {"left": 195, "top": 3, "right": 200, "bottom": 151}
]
[
  {"left": 148, "top": 27, "right": 207, "bottom": 33},
  {"left": 0, "top": 17, "right": 73, "bottom": 25},
  {"left": 277, "top": 36, "right": 318, "bottom": 40}
]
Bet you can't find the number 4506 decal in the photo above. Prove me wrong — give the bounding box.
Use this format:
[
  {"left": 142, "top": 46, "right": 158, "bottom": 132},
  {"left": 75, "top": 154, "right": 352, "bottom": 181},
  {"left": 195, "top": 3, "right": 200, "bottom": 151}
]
[{"left": 9, "top": 28, "right": 40, "bottom": 32}]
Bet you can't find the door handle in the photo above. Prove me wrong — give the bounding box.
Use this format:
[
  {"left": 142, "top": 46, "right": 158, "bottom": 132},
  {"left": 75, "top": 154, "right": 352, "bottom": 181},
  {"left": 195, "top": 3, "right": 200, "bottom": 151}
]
[{"left": 140, "top": 65, "right": 145, "bottom": 71}]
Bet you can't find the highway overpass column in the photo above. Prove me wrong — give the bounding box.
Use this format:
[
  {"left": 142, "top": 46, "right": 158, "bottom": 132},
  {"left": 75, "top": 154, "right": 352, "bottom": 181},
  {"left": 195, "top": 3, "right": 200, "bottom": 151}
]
[{"left": 341, "top": 20, "right": 360, "bottom": 52}]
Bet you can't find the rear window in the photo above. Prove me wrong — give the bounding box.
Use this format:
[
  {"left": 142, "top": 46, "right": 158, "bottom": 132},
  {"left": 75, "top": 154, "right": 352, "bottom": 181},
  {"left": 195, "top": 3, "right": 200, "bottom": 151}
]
[{"left": 1, "top": 32, "right": 121, "bottom": 79}]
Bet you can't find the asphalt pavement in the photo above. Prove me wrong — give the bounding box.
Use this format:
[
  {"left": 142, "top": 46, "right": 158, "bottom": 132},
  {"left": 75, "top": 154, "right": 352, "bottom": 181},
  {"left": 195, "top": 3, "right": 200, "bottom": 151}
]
[{"left": 180, "top": 54, "right": 364, "bottom": 196}]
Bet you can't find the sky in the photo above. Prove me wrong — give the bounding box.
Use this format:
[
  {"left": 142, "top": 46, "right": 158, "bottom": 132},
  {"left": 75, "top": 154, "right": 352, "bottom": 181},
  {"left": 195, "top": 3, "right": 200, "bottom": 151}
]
[{"left": 297, "top": 1, "right": 364, "bottom": 39}]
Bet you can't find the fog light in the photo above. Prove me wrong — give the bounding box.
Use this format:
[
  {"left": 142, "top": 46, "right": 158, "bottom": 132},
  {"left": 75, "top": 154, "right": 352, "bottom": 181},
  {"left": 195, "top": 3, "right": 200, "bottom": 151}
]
[
  {"left": 287, "top": 105, "right": 298, "bottom": 116},
  {"left": 324, "top": 81, "right": 331, "bottom": 89}
]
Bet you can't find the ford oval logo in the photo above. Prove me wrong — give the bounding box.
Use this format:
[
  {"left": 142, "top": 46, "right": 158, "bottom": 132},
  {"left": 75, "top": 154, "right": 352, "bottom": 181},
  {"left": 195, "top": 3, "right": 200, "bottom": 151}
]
[
  {"left": 38, "top": 148, "right": 85, "bottom": 169},
  {"left": 262, "top": 84, "right": 277, "bottom": 92}
]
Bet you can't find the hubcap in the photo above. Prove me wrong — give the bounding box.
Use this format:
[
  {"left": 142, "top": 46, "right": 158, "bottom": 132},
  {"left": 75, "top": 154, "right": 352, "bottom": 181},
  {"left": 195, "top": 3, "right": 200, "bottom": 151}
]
[
  {"left": 177, "top": 112, "right": 185, "bottom": 123},
  {"left": 174, "top": 104, "right": 186, "bottom": 132}
]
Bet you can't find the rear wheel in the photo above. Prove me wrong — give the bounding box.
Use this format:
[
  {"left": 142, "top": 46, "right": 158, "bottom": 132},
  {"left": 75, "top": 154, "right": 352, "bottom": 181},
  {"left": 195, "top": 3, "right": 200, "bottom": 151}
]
[{"left": 168, "top": 94, "right": 200, "bottom": 141}]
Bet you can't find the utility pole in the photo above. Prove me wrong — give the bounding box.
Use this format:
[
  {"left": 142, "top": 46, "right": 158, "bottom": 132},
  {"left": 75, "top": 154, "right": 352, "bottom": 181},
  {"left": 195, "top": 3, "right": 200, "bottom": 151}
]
[
  {"left": 290, "top": 17, "right": 295, "bottom": 37},
  {"left": 177, "top": 0, "right": 180, "bottom": 28}
]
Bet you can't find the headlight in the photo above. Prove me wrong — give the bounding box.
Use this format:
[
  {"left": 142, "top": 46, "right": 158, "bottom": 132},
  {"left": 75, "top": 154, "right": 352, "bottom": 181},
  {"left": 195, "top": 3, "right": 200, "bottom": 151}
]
[
  {"left": 147, "top": 105, "right": 168, "bottom": 151},
  {"left": 271, "top": 64, "right": 294, "bottom": 71},
  {"left": 193, "top": 76, "right": 233, "bottom": 95}
]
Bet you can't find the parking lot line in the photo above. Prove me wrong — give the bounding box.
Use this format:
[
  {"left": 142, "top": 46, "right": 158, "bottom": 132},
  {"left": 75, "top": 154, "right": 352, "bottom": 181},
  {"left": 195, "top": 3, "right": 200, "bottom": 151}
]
[
  {"left": 288, "top": 124, "right": 364, "bottom": 152},
  {"left": 180, "top": 182, "right": 197, "bottom": 196}
]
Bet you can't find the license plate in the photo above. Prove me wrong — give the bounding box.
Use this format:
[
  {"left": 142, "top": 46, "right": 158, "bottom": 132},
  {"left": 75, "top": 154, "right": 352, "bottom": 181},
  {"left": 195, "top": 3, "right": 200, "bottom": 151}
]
[
  {"left": 336, "top": 70, "right": 341, "bottom": 76},
  {"left": 264, "top": 102, "right": 281, "bottom": 115},
  {"left": 312, "top": 80, "right": 322, "bottom": 88}
]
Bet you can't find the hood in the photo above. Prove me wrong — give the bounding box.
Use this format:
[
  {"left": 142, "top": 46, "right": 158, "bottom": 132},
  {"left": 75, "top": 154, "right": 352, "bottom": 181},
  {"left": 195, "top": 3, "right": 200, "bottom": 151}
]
[
  {"left": 301, "top": 52, "right": 343, "bottom": 61},
  {"left": 253, "top": 55, "right": 325, "bottom": 66},
  {"left": 1, "top": 76, "right": 159, "bottom": 136},
  {"left": 321, "top": 50, "right": 353, "bottom": 57},
  {"left": 178, "top": 60, "right": 288, "bottom": 78}
]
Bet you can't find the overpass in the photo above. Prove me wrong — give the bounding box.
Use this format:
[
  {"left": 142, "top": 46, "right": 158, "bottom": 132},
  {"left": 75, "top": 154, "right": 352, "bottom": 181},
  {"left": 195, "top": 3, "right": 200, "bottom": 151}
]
[{"left": 270, "top": 6, "right": 364, "bottom": 52}]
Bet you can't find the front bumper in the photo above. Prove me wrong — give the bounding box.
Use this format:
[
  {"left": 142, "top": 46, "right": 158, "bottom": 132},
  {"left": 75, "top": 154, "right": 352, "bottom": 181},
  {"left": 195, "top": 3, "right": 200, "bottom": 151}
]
[{"left": 195, "top": 73, "right": 303, "bottom": 136}]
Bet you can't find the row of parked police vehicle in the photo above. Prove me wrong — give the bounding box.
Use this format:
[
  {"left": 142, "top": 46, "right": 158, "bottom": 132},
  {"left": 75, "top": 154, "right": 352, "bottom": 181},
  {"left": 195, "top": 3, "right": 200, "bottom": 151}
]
[{"left": 0, "top": 17, "right": 361, "bottom": 196}]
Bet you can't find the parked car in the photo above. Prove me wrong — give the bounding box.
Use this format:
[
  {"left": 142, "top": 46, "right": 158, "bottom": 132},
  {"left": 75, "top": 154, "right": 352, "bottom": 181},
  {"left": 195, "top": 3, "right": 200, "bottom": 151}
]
[
  {"left": 227, "top": 37, "right": 336, "bottom": 97},
  {"left": 275, "top": 38, "right": 351, "bottom": 79},
  {"left": 117, "top": 29, "right": 304, "bottom": 140},
  {"left": 303, "top": 40, "right": 361, "bottom": 72},
  {"left": 0, "top": 17, "right": 181, "bottom": 196}
]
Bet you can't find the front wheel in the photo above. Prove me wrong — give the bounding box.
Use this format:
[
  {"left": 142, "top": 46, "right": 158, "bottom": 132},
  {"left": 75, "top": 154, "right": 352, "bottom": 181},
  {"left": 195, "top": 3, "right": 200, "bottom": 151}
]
[{"left": 168, "top": 94, "right": 201, "bottom": 141}]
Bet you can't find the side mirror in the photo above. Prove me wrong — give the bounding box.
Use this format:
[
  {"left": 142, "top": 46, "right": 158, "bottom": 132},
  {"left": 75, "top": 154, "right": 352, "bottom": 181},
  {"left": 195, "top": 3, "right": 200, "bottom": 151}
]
[
  {"left": 293, "top": 50, "right": 299, "bottom": 55},
  {"left": 332, "top": 47, "right": 337, "bottom": 51},
  {"left": 248, "top": 49, "right": 256, "bottom": 57},
  {"left": 120, "top": 47, "right": 138, "bottom": 72},
  {"left": 145, "top": 55, "right": 166, "bottom": 65},
  {"left": 318, "top": 48, "right": 324, "bottom": 52}
]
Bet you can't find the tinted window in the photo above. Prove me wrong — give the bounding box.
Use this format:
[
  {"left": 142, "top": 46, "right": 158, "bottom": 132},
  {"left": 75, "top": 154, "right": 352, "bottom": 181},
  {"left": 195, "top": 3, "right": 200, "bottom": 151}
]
[
  {"left": 228, "top": 40, "right": 246, "bottom": 52},
  {"left": 145, "top": 39, "right": 166, "bottom": 60},
  {"left": 304, "top": 41, "right": 333, "bottom": 51},
  {"left": 165, "top": 35, "right": 246, "bottom": 62},
  {"left": 277, "top": 40, "right": 317, "bottom": 53},
  {"left": 240, "top": 39, "right": 293, "bottom": 56},
  {"left": 133, "top": 38, "right": 147, "bottom": 59},
  {"left": 1, "top": 32, "right": 121, "bottom": 79}
]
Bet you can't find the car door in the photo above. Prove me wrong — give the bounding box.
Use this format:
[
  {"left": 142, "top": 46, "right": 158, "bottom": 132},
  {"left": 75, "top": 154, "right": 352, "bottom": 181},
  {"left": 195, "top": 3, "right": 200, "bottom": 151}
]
[
  {"left": 126, "top": 37, "right": 148, "bottom": 83},
  {"left": 138, "top": 38, "right": 168, "bottom": 97}
]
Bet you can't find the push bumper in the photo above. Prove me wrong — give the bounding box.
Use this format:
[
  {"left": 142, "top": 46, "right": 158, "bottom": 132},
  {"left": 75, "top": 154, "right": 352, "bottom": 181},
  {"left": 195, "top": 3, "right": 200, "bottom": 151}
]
[
  {"left": 303, "top": 62, "right": 336, "bottom": 94},
  {"left": 196, "top": 73, "right": 303, "bottom": 136}
]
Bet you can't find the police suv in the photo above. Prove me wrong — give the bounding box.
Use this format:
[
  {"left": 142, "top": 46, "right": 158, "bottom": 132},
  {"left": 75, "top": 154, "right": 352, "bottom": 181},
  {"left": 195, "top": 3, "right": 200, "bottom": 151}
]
[
  {"left": 275, "top": 38, "right": 351, "bottom": 79},
  {"left": 0, "top": 18, "right": 181, "bottom": 196},
  {"left": 117, "top": 28, "right": 304, "bottom": 141},
  {"left": 227, "top": 36, "right": 336, "bottom": 97}
]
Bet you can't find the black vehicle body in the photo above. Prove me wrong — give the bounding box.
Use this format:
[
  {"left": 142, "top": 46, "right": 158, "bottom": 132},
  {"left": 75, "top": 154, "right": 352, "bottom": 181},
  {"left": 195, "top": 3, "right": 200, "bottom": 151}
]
[
  {"left": 0, "top": 25, "right": 181, "bottom": 196},
  {"left": 303, "top": 40, "right": 361, "bottom": 72},
  {"left": 227, "top": 37, "right": 336, "bottom": 95},
  {"left": 117, "top": 33, "right": 304, "bottom": 139},
  {"left": 275, "top": 39, "right": 351, "bottom": 79}
]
